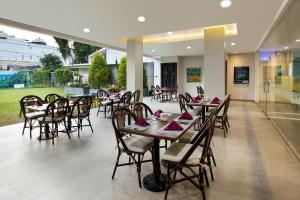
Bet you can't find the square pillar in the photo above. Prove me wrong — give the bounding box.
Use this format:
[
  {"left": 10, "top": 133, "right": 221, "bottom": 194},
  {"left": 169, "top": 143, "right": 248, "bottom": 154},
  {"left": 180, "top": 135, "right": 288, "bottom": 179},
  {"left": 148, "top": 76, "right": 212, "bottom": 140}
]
[
  {"left": 126, "top": 38, "right": 143, "bottom": 98},
  {"left": 203, "top": 27, "right": 225, "bottom": 98}
]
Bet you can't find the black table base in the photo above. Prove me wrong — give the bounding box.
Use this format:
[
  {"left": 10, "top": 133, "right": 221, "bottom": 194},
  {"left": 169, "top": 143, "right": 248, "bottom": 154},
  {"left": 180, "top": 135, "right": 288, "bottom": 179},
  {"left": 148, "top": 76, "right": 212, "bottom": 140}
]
[
  {"left": 37, "top": 133, "right": 58, "bottom": 140},
  {"left": 143, "top": 173, "right": 166, "bottom": 192}
]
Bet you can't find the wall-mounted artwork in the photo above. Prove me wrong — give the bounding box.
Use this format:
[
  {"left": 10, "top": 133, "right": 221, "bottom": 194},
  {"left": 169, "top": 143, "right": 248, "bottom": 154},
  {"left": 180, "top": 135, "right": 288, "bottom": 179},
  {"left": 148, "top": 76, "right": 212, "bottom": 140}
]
[
  {"left": 187, "top": 67, "right": 201, "bottom": 82},
  {"left": 234, "top": 66, "right": 249, "bottom": 84}
]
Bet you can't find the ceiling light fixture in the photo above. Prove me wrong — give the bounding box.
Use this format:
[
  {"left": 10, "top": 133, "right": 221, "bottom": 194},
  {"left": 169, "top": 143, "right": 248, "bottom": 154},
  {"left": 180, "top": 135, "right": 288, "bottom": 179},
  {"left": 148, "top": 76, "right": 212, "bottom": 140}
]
[
  {"left": 296, "top": 39, "right": 300, "bottom": 43},
  {"left": 187, "top": 46, "right": 191, "bottom": 49},
  {"left": 284, "top": 46, "right": 289, "bottom": 50},
  {"left": 220, "top": 0, "right": 232, "bottom": 8},
  {"left": 137, "top": 16, "right": 146, "bottom": 22},
  {"left": 83, "top": 28, "right": 90, "bottom": 33},
  {"left": 151, "top": 50, "right": 155, "bottom": 52},
  {"left": 167, "top": 32, "right": 173, "bottom": 35},
  {"left": 231, "top": 42, "right": 236, "bottom": 46}
]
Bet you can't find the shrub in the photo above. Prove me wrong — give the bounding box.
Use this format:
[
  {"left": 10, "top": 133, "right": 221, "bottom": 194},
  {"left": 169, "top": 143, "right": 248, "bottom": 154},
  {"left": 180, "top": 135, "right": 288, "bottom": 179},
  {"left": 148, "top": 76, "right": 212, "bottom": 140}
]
[
  {"left": 117, "top": 57, "right": 127, "bottom": 89},
  {"left": 32, "top": 69, "right": 50, "bottom": 86},
  {"left": 88, "top": 53, "right": 110, "bottom": 88},
  {"left": 55, "top": 68, "right": 73, "bottom": 86}
]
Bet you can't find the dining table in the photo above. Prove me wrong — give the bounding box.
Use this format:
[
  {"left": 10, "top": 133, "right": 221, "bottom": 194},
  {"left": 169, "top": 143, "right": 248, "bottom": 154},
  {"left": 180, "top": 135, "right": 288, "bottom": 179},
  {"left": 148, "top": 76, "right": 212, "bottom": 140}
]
[
  {"left": 120, "top": 113, "right": 200, "bottom": 192},
  {"left": 186, "top": 100, "right": 219, "bottom": 123},
  {"left": 26, "top": 100, "right": 76, "bottom": 140},
  {"left": 99, "top": 95, "right": 121, "bottom": 119}
]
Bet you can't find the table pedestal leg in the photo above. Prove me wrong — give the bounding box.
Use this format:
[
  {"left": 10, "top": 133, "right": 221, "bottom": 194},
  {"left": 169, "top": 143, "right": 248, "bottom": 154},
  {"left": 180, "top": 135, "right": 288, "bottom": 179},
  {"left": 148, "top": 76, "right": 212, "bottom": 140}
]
[{"left": 143, "top": 138, "right": 166, "bottom": 192}]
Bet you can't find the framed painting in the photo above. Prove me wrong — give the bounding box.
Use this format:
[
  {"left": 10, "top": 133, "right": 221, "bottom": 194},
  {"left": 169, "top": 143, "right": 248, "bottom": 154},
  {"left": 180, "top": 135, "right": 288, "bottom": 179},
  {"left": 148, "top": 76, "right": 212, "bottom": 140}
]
[
  {"left": 187, "top": 67, "right": 201, "bottom": 82},
  {"left": 234, "top": 66, "right": 249, "bottom": 84}
]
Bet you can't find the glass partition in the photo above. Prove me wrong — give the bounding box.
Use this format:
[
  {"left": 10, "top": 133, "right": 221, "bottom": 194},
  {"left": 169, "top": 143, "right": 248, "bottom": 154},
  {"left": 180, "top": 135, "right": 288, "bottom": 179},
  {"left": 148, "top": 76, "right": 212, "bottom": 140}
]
[{"left": 259, "top": 0, "right": 300, "bottom": 158}]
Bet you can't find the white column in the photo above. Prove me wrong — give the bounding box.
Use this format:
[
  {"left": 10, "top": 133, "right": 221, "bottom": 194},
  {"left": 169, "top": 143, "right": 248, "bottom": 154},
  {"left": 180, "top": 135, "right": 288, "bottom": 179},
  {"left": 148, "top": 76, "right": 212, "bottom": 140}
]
[
  {"left": 203, "top": 27, "right": 225, "bottom": 98},
  {"left": 126, "top": 38, "right": 143, "bottom": 98},
  {"left": 153, "top": 58, "right": 161, "bottom": 86}
]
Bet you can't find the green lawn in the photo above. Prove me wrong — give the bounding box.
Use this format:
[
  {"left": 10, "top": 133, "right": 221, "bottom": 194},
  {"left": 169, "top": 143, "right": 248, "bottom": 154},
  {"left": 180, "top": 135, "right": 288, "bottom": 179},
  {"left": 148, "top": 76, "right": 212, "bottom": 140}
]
[{"left": 0, "top": 87, "right": 65, "bottom": 127}]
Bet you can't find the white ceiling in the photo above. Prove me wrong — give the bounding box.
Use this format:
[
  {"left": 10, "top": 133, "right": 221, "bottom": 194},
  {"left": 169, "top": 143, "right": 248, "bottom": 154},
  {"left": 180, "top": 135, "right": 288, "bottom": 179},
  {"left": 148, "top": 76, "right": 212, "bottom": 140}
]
[{"left": 0, "top": 0, "right": 287, "bottom": 57}]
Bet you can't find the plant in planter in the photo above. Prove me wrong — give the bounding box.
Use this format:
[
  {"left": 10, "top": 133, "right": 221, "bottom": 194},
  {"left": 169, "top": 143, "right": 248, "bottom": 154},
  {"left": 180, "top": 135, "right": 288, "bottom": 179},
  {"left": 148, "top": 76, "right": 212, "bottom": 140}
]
[{"left": 117, "top": 56, "right": 127, "bottom": 89}]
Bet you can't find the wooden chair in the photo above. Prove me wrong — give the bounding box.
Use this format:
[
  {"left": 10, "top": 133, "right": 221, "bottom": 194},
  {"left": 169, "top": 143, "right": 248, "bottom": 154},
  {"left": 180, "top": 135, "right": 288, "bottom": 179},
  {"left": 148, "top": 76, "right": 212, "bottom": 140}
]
[
  {"left": 44, "top": 93, "right": 62, "bottom": 103},
  {"left": 68, "top": 96, "right": 93, "bottom": 137},
  {"left": 96, "top": 89, "right": 111, "bottom": 117},
  {"left": 111, "top": 107, "right": 154, "bottom": 188},
  {"left": 161, "top": 110, "right": 217, "bottom": 200},
  {"left": 19, "top": 95, "right": 44, "bottom": 138},
  {"left": 38, "top": 98, "right": 70, "bottom": 145},
  {"left": 215, "top": 95, "right": 231, "bottom": 138},
  {"left": 179, "top": 94, "right": 201, "bottom": 116},
  {"left": 116, "top": 91, "right": 132, "bottom": 108},
  {"left": 197, "top": 86, "right": 205, "bottom": 99},
  {"left": 130, "top": 90, "right": 141, "bottom": 108}
]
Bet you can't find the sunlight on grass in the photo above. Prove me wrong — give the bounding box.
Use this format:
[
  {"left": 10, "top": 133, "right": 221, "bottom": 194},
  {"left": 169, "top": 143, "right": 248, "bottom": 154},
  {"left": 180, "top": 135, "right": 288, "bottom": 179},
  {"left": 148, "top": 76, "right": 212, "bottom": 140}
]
[{"left": 0, "top": 87, "right": 65, "bottom": 126}]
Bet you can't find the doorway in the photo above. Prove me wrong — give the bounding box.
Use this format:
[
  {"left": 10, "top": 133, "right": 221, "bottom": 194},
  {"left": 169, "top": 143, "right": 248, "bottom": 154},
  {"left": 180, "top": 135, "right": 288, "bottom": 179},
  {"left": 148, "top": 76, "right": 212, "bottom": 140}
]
[{"left": 161, "top": 63, "right": 177, "bottom": 88}]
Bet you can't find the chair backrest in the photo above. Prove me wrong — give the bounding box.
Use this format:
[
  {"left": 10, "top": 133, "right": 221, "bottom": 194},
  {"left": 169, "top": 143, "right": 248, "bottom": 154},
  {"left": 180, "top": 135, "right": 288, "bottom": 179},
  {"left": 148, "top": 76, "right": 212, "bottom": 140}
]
[
  {"left": 133, "top": 102, "right": 153, "bottom": 119},
  {"left": 178, "top": 94, "right": 190, "bottom": 113},
  {"left": 156, "top": 85, "right": 161, "bottom": 90},
  {"left": 132, "top": 90, "right": 141, "bottom": 103},
  {"left": 197, "top": 86, "right": 204, "bottom": 98},
  {"left": 19, "top": 95, "right": 43, "bottom": 118},
  {"left": 111, "top": 107, "right": 137, "bottom": 152},
  {"left": 43, "top": 98, "right": 69, "bottom": 123},
  {"left": 179, "top": 110, "right": 215, "bottom": 165},
  {"left": 70, "top": 96, "right": 92, "bottom": 118},
  {"left": 185, "top": 92, "right": 193, "bottom": 102},
  {"left": 119, "top": 91, "right": 132, "bottom": 106},
  {"left": 44, "top": 93, "right": 61, "bottom": 103},
  {"left": 97, "top": 89, "right": 108, "bottom": 98}
]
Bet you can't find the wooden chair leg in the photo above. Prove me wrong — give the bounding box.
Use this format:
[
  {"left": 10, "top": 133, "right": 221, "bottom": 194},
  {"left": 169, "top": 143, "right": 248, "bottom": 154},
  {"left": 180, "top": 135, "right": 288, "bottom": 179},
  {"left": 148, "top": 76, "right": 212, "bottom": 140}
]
[
  {"left": 87, "top": 116, "right": 93, "bottom": 133},
  {"left": 112, "top": 150, "right": 121, "bottom": 179},
  {"left": 22, "top": 120, "right": 27, "bottom": 135},
  {"left": 164, "top": 165, "right": 171, "bottom": 200},
  {"left": 137, "top": 154, "right": 142, "bottom": 188}
]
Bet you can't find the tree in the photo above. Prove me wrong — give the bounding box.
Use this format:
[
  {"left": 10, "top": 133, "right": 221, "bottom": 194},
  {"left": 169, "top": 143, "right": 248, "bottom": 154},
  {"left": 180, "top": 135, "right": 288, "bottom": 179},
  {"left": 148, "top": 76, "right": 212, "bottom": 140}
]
[
  {"left": 117, "top": 56, "right": 126, "bottom": 89},
  {"left": 73, "top": 42, "right": 100, "bottom": 64},
  {"left": 54, "top": 37, "right": 71, "bottom": 61},
  {"left": 55, "top": 68, "right": 73, "bottom": 86},
  {"left": 40, "top": 54, "right": 63, "bottom": 72},
  {"left": 88, "top": 53, "right": 110, "bottom": 88},
  {"left": 32, "top": 69, "right": 50, "bottom": 86}
]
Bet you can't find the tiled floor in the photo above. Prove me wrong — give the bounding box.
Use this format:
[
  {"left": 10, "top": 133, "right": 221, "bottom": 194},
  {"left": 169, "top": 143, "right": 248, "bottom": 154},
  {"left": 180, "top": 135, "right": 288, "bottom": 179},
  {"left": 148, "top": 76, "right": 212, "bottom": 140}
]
[{"left": 0, "top": 99, "right": 299, "bottom": 200}]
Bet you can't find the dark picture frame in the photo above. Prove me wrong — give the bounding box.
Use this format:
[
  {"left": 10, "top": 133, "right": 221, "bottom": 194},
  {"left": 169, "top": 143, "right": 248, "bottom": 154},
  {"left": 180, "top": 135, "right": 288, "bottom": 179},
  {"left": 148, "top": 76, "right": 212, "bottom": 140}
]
[{"left": 234, "top": 66, "right": 249, "bottom": 84}]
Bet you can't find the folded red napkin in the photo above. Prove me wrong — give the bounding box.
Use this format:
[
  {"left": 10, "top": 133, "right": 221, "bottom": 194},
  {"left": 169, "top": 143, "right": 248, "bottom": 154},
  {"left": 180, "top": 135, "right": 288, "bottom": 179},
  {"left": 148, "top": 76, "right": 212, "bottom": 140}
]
[
  {"left": 179, "top": 112, "right": 193, "bottom": 120},
  {"left": 211, "top": 97, "right": 221, "bottom": 104},
  {"left": 154, "top": 110, "right": 163, "bottom": 118},
  {"left": 164, "top": 121, "right": 183, "bottom": 131},
  {"left": 135, "top": 118, "right": 150, "bottom": 127}
]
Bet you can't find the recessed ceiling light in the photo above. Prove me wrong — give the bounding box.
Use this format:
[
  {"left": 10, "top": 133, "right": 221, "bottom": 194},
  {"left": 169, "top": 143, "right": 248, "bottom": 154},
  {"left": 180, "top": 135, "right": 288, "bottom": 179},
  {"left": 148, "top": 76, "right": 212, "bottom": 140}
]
[
  {"left": 137, "top": 16, "right": 146, "bottom": 22},
  {"left": 167, "top": 32, "right": 173, "bottom": 35},
  {"left": 151, "top": 50, "right": 155, "bottom": 52},
  {"left": 296, "top": 39, "right": 300, "bottom": 42},
  {"left": 187, "top": 46, "right": 191, "bottom": 49},
  {"left": 284, "top": 46, "right": 289, "bottom": 50},
  {"left": 231, "top": 42, "right": 236, "bottom": 46},
  {"left": 277, "top": 52, "right": 281, "bottom": 55},
  {"left": 83, "top": 28, "right": 90, "bottom": 33},
  {"left": 220, "top": 0, "right": 232, "bottom": 8}
]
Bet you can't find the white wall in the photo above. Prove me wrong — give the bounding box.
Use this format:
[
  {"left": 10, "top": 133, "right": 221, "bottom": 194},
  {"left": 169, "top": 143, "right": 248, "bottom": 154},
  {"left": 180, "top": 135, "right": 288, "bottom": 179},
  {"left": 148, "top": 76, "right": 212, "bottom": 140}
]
[
  {"left": 178, "top": 56, "right": 204, "bottom": 96},
  {"left": 227, "top": 53, "right": 255, "bottom": 100}
]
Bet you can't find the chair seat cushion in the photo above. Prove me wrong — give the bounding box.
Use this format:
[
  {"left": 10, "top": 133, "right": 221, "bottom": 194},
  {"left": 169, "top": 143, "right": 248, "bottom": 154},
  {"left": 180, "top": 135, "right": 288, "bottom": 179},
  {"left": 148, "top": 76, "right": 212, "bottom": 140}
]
[
  {"left": 38, "top": 115, "right": 65, "bottom": 123},
  {"left": 101, "top": 100, "right": 112, "bottom": 105},
  {"left": 25, "top": 111, "right": 45, "bottom": 119},
  {"left": 179, "top": 131, "right": 205, "bottom": 146},
  {"left": 122, "top": 135, "right": 154, "bottom": 153},
  {"left": 178, "top": 131, "right": 197, "bottom": 143},
  {"left": 161, "top": 142, "right": 203, "bottom": 166}
]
